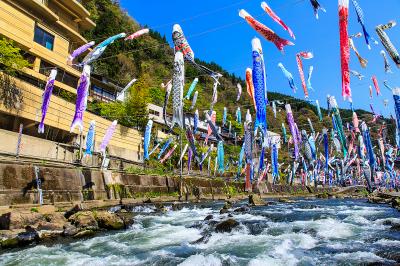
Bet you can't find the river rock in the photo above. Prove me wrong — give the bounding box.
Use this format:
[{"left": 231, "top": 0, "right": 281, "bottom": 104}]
[
  {"left": 376, "top": 251, "right": 400, "bottom": 263},
  {"left": 17, "top": 228, "right": 39, "bottom": 246},
  {"left": 233, "top": 206, "right": 250, "bottom": 213},
  {"left": 116, "top": 212, "right": 135, "bottom": 228},
  {"left": 204, "top": 215, "right": 213, "bottom": 221},
  {"left": 73, "top": 229, "right": 95, "bottom": 238},
  {"left": 63, "top": 224, "right": 78, "bottom": 237},
  {"left": 0, "top": 229, "right": 24, "bottom": 248},
  {"left": 249, "top": 195, "right": 266, "bottom": 206},
  {"left": 220, "top": 208, "right": 229, "bottom": 214},
  {"left": 68, "top": 211, "right": 98, "bottom": 230},
  {"left": 215, "top": 219, "right": 239, "bottom": 233},
  {"left": 0, "top": 211, "right": 45, "bottom": 230},
  {"left": 367, "top": 196, "right": 391, "bottom": 204},
  {"left": 278, "top": 198, "right": 295, "bottom": 203},
  {"left": 95, "top": 211, "right": 124, "bottom": 230},
  {"left": 64, "top": 204, "right": 83, "bottom": 219},
  {"left": 392, "top": 198, "right": 400, "bottom": 210}
]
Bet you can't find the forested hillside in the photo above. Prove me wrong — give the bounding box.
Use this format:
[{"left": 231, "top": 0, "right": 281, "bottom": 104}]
[{"left": 81, "top": 0, "right": 394, "bottom": 143}]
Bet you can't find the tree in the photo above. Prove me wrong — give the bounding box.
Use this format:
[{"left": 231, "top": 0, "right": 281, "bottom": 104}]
[{"left": 0, "top": 38, "right": 30, "bottom": 110}]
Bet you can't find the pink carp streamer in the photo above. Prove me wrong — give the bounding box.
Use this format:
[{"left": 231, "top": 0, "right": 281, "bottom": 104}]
[
  {"left": 352, "top": 111, "right": 360, "bottom": 133},
  {"left": 239, "top": 9, "right": 294, "bottom": 52},
  {"left": 372, "top": 76, "right": 381, "bottom": 95},
  {"left": 124, "top": 28, "right": 149, "bottom": 40},
  {"left": 99, "top": 120, "right": 118, "bottom": 156},
  {"left": 369, "top": 85, "right": 373, "bottom": 99},
  {"left": 296, "top": 52, "right": 313, "bottom": 98},
  {"left": 160, "top": 145, "right": 177, "bottom": 164},
  {"left": 261, "top": 2, "right": 295, "bottom": 39},
  {"left": 339, "top": 0, "right": 351, "bottom": 101},
  {"left": 205, "top": 111, "right": 216, "bottom": 144},
  {"left": 246, "top": 68, "right": 256, "bottom": 109}
]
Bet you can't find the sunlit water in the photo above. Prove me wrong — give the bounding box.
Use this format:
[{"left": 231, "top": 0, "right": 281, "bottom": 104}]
[{"left": 1, "top": 198, "right": 400, "bottom": 266}]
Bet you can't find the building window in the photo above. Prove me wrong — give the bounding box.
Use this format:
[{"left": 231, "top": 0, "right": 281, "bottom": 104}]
[
  {"left": 34, "top": 26, "right": 54, "bottom": 50},
  {"left": 91, "top": 85, "right": 116, "bottom": 102}
]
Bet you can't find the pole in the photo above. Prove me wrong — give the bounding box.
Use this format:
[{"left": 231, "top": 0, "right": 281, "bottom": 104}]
[{"left": 179, "top": 129, "right": 183, "bottom": 200}]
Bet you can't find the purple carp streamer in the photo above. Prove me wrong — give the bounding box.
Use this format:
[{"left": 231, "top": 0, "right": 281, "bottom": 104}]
[
  {"left": 376, "top": 21, "right": 400, "bottom": 68},
  {"left": 67, "top": 41, "right": 95, "bottom": 65},
  {"left": 351, "top": 0, "right": 372, "bottom": 49},
  {"left": 99, "top": 120, "right": 118, "bottom": 156},
  {"left": 143, "top": 119, "right": 153, "bottom": 160},
  {"left": 261, "top": 1, "right": 295, "bottom": 39},
  {"left": 38, "top": 69, "right": 57, "bottom": 134},
  {"left": 278, "top": 63, "right": 297, "bottom": 93},
  {"left": 160, "top": 145, "right": 177, "bottom": 164},
  {"left": 252, "top": 38, "right": 268, "bottom": 135},
  {"left": 71, "top": 65, "right": 91, "bottom": 133},
  {"left": 286, "top": 104, "right": 299, "bottom": 160},
  {"left": 239, "top": 9, "right": 294, "bottom": 52},
  {"left": 310, "top": 0, "right": 326, "bottom": 19},
  {"left": 380, "top": 50, "right": 392, "bottom": 73},
  {"left": 236, "top": 83, "right": 242, "bottom": 102},
  {"left": 171, "top": 51, "right": 185, "bottom": 129}
]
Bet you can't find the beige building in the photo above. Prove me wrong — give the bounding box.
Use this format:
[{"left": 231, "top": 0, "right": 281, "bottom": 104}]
[{"left": 0, "top": 0, "right": 143, "bottom": 164}]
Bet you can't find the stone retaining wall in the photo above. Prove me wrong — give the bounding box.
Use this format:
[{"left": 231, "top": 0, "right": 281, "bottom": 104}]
[{"left": 0, "top": 162, "right": 246, "bottom": 206}]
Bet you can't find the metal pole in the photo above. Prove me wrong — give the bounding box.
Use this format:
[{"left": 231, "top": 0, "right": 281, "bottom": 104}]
[{"left": 179, "top": 129, "right": 183, "bottom": 200}]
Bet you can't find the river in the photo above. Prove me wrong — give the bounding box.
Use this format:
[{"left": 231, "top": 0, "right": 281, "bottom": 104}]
[{"left": 1, "top": 198, "right": 400, "bottom": 265}]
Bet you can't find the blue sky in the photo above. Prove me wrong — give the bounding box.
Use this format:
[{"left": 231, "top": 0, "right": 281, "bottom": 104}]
[{"left": 120, "top": 0, "right": 400, "bottom": 117}]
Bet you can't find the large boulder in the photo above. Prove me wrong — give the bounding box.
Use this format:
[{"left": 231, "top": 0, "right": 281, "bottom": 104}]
[
  {"left": 215, "top": 219, "right": 239, "bottom": 233},
  {"left": 68, "top": 211, "right": 98, "bottom": 230},
  {"left": 0, "top": 211, "right": 45, "bottom": 230},
  {"left": 249, "top": 194, "right": 266, "bottom": 206},
  {"left": 115, "top": 212, "right": 135, "bottom": 228},
  {"left": 94, "top": 211, "right": 124, "bottom": 230}
]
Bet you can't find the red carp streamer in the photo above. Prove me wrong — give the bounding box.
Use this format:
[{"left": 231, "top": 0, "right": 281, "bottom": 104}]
[
  {"left": 239, "top": 9, "right": 294, "bottom": 52},
  {"left": 296, "top": 52, "right": 313, "bottom": 98},
  {"left": 205, "top": 111, "right": 216, "bottom": 144},
  {"left": 245, "top": 68, "right": 256, "bottom": 109},
  {"left": 261, "top": 2, "right": 295, "bottom": 40},
  {"left": 339, "top": 0, "right": 351, "bottom": 101},
  {"left": 372, "top": 76, "right": 381, "bottom": 95}
]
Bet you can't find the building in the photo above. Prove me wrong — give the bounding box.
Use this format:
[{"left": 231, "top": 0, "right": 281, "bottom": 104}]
[{"left": 0, "top": 0, "right": 142, "bottom": 165}]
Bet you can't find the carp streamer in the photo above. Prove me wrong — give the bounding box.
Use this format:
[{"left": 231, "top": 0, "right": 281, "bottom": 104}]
[
  {"left": 375, "top": 20, "right": 400, "bottom": 68},
  {"left": 38, "top": 69, "right": 57, "bottom": 134},
  {"left": 261, "top": 1, "right": 295, "bottom": 39},
  {"left": 296, "top": 52, "right": 313, "bottom": 98},
  {"left": 339, "top": 0, "right": 351, "bottom": 101}
]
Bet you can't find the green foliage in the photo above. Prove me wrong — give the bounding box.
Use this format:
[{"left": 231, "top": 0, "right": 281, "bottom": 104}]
[
  {"left": 30, "top": 207, "right": 38, "bottom": 213},
  {"left": 0, "top": 38, "right": 30, "bottom": 74}
]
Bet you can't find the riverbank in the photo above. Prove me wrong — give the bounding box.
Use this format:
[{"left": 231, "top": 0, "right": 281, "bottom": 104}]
[
  {"left": 1, "top": 196, "right": 399, "bottom": 265},
  {"left": 0, "top": 185, "right": 372, "bottom": 250}
]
